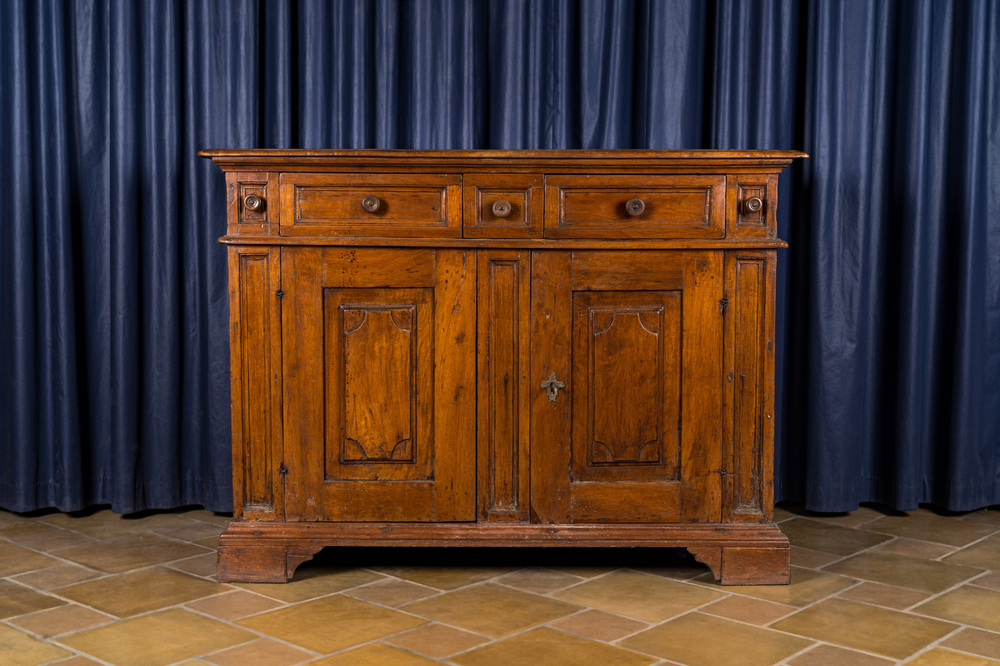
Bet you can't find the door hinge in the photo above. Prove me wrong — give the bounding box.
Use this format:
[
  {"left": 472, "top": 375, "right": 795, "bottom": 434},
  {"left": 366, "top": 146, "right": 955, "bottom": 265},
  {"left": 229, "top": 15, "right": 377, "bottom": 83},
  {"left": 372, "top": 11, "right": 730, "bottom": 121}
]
[{"left": 719, "top": 298, "right": 729, "bottom": 316}]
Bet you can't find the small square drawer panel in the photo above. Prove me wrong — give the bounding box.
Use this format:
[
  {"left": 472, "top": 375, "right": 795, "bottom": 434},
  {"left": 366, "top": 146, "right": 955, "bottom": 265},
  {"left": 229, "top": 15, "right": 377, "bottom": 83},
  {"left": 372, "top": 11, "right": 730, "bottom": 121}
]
[
  {"left": 463, "top": 173, "right": 543, "bottom": 238},
  {"left": 544, "top": 174, "right": 726, "bottom": 239},
  {"left": 279, "top": 173, "right": 462, "bottom": 237}
]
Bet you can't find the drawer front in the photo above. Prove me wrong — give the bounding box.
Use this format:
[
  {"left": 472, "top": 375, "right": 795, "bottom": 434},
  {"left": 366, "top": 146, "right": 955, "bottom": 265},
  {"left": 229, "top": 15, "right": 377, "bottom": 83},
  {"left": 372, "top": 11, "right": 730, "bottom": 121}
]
[
  {"left": 463, "top": 173, "right": 543, "bottom": 238},
  {"left": 279, "top": 173, "right": 462, "bottom": 237},
  {"left": 544, "top": 175, "right": 726, "bottom": 239}
]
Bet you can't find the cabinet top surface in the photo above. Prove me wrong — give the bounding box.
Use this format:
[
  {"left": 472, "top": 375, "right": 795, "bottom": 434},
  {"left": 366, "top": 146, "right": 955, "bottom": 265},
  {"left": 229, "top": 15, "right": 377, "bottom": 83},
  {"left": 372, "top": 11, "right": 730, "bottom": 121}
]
[{"left": 199, "top": 148, "right": 807, "bottom": 170}]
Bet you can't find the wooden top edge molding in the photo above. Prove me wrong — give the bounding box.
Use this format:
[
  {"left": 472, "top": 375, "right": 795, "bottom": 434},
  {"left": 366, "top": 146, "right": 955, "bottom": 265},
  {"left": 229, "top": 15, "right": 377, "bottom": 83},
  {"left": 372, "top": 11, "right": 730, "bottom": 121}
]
[
  {"left": 198, "top": 148, "right": 808, "bottom": 169},
  {"left": 218, "top": 235, "right": 790, "bottom": 249}
]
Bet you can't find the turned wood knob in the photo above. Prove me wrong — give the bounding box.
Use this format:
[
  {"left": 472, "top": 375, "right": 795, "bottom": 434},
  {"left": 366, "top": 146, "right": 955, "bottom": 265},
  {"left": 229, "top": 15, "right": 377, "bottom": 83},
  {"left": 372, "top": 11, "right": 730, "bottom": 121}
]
[
  {"left": 243, "top": 194, "right": 263, "bottom": 211},
  {"left": 744, "top": 196, "right": 763, "bottom": 213},
  {"left": 625, "top": 197, "right": 645, "bottom": 216},
  {"left": 361, "top": 195, "right": 382, "bottom": 213},
  {"left": 491, "top": 199, "right": 512, "bottom": 218}
]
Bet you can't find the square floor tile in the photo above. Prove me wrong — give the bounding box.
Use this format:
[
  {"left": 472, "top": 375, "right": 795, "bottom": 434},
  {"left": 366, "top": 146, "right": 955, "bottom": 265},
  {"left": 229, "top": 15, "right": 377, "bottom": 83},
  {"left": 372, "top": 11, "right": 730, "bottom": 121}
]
[
  {"left": 311, "top": 642, "right": 442, "bottom": 665},
  {"left": 454, "top": 627, "right": 656, "bottom": 666},
  {"left": 973, "top": 572, "right": 1000, "bottom": 591},
  {"left": 791, "top": 546, "right": 842, "bottom": 569},
  {"left": 787, "top": 644, "right": 895, "bottom": 665},
  {"left": 237, "top": 594, "right": 427, "bottom": 653},
  {"left": 494, "top": 568, "right": 584, "bottom": 594},
  {"left": 236, "top": 567, "right": 384, "bottom": 603},
  {"left": 550, "top": 609, "right": 648, "bottom": 642},
  {"left": 181, "top": 509, "right": 233, "bottom": 526},
  {"left": 699, "top": 595, "right": 795, "bottom": 625},
  {"left": 552, "top": 570, "right": 723, "bottom": 622},
  {"left": 0, "top": 580, "right": 65, "bottom": 620},
  {"left": 772, "top": 597, "right": 957, "bottom": 659},
  {"left": 203, "top": 638, "right": 315, "bottom": 666},
  {"left": 694, "top": 566, "right": 855, "bottom": 607},
  {"left": 781, "top": 517, "right": 891, "bottom": 555},
  {"left": 0, "top": 624, "right": 73, "bottom": 665},
  {"left": 942, "top": 628, "right": 1000, "bottom": 661},
  {"left": 823, "top": 551, "right": 982, "bottom": 593},
  {"left": 345, "top": 578, "right": 439, "bottom": 607},
  {"left": 59, "top": 608, "right": 256, "bottom": 666},
  {"left": 0, "top": 541, "right": 60, "bottom": 576},
  {"left": 837, "top": 581, "right": 932, "bottom": 610},
  {"left": 153, "top": 521, "right": 225, "bottom": 542},
  {"left": 0, "top": 511, "right": 53, "bottom": 537},
  {"left": 8, "top": 604, "right": 113, "bottom": 637},
  {"left": 185, "top": 590, "right": 285, "bottom": 620},
  {"left": 39, "top": 510, "right": 194, "bottom": 539},
  {"left": 873, "top": 537, "right": 958, "bottom": 560},
  {"left": 385, "top": 623, "right": 490, "bottom": 658},
  {"left": 945, "top": 536, "right": 1000, "bottom": 570},
  {"left": 961, "top": 509, "right": 1000, "bottom": 526},
  {"left": 905, "top": 648, "right": 1000, "bottom": 665},
  {"left": 402, "top": 583, "right": 579, "bottom": 637},
  {"left": 10, "top": 563, "right": 102, "bottom": 590},
  {"left": 865, "top": 513, "right": 996, "bottom": 547},
  {"left": 168, "top": 552, "right": 219, "bottom": 578},
  {"left": 52, "top": 533, "right": 209, "bottom": 572},
  {"left": 9, "top": 527, "right": 95, "bottom": 551},
  {"left": 371, "top": 566, "right": 509, "bottom": 590},
  {"left": 914, "top": 585, "right": 1000, "bottom": 632},
  {"left": 55, "top": 566, "right": 227, "bottom": 617},
  {"left": 620, "top": 612, "right": 812, "bottom": 666}
]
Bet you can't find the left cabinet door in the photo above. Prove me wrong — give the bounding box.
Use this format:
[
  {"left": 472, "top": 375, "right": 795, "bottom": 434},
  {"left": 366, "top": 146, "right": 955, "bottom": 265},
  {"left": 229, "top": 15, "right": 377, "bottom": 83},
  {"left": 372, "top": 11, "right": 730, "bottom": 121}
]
[{"left": 281, "top": 247, "right": 477, "bottom": 522}]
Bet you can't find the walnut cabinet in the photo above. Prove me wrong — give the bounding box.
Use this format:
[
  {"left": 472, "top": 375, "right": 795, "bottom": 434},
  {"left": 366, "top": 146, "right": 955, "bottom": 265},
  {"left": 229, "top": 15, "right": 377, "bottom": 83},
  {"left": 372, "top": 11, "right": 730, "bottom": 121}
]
[{"left": 200, "top": 150, "right": 806, "bottom": 585}]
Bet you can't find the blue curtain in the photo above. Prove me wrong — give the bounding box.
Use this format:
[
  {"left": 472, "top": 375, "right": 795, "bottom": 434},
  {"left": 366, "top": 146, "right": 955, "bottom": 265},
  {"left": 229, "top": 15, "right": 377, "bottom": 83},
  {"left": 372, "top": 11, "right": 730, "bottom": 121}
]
[{"left": 1, "top": 0, "right": 997, "bottom": 513}]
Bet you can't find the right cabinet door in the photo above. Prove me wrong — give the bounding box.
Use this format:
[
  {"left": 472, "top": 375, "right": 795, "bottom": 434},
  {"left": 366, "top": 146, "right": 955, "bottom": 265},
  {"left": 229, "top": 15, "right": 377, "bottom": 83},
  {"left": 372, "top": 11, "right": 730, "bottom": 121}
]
[{"left": 530, "top": 250, "right": 724, "bottom": 523}]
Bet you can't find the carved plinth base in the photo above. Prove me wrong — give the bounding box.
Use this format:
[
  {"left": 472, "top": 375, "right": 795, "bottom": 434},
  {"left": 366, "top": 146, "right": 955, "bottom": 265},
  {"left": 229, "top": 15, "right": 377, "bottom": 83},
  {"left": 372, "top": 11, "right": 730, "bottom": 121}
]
[
  {"left": 217, "top": 520, "right": 790, "bottom": 584},
  {"left": 217, "top": 543, "right": 323, "bottom": 583}
]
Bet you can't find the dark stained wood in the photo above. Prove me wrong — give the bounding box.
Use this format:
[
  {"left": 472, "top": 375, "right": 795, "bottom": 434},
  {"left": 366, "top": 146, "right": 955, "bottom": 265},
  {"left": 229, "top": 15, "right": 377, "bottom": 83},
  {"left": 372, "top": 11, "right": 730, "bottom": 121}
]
[
  {"left": 477, "top": 251, "right": 531, "bottom": 521},
  {"left": 210, "top": 149, "right": 802, "bottom": 584}
]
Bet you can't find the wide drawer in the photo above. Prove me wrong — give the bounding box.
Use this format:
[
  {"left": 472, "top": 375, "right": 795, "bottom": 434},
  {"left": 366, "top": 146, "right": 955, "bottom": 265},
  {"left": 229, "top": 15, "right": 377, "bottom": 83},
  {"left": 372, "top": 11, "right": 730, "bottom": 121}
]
[
  {"left": 279, "top": 173, "right": 463, "bottom": 237},
  {"left": 544, "top": 174, "right": 726, "bottom": 239}
]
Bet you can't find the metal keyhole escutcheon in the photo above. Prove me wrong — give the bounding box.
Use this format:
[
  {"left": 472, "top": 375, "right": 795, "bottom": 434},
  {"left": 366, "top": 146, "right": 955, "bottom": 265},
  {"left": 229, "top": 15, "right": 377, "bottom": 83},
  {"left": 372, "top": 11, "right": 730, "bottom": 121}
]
[{"left": 540, "top": 372, "right": 566, "bottom": 402}]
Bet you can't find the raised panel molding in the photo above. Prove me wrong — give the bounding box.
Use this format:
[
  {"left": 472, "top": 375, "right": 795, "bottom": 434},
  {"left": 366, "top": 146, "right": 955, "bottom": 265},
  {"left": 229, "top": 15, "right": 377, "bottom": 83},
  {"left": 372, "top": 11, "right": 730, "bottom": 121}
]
[
  {"left": 572, "top": 291, "right": 682, "bottom": 484},
  {"left": 340, "top": 306, "right": 417, "bottom": 463},
  {"left": 323, "top": 288, "right": 434, "bottom": 482}
]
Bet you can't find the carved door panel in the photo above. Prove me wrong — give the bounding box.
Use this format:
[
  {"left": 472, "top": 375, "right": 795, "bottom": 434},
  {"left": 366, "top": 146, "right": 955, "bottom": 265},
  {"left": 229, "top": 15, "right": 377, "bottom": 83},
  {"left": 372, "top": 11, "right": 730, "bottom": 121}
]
[
  {"left": 530, "top": 250, "right": 724, "bottom": 523},
  {"left": 281, "top": 247, "right": 476, "bottom": 522}
]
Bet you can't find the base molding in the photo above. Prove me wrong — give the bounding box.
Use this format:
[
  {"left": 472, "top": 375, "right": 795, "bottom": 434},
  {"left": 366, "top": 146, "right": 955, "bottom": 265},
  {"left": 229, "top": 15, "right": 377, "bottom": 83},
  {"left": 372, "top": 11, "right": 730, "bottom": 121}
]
[{"left": 217, "top": 521, "right": 790, "bottom": 584}]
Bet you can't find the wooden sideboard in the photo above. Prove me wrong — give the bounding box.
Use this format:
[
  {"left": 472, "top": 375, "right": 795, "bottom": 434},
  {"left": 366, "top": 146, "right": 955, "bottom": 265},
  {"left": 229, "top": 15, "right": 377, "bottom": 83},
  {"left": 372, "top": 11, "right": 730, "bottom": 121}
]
[{"left": 200, "top": 149, "right": 806, "bottom": 585}]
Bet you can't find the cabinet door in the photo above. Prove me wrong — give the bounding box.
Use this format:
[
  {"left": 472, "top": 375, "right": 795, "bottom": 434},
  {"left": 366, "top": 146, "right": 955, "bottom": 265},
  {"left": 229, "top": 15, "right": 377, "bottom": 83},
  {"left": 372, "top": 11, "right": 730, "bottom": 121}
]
[
  {"left": 281, "top": 247, "right": 476, "bottom": 522},
  {"left": 530, "top": 251, "right": 724, "bottom": 523}
]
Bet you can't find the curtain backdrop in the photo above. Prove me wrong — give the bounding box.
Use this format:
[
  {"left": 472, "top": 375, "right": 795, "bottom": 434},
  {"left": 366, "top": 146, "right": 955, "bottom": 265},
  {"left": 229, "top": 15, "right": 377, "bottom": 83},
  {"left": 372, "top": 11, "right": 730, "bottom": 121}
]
[{"left": 1, "top": 0, "right": 997, "bottom": 514}]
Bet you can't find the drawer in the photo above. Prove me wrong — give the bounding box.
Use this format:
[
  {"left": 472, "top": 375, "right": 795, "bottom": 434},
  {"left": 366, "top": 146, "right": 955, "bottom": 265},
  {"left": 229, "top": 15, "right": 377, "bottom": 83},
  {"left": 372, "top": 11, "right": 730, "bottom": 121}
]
[
  {"left": 544, "top": 174, "right": 726, "bottom": 239},
  {"left": 279, "top": 173, "right": 462, "bottom": 237},
  {"left": 463, "top": 173, "right": 543, "bottom": 238}
]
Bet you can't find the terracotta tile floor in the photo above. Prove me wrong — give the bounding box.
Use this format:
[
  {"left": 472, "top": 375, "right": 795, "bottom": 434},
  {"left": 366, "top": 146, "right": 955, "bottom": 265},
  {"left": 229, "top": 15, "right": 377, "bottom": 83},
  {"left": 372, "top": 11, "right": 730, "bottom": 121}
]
[{"left": 2, "top": 505, "right": 1000, "bottom": 665}]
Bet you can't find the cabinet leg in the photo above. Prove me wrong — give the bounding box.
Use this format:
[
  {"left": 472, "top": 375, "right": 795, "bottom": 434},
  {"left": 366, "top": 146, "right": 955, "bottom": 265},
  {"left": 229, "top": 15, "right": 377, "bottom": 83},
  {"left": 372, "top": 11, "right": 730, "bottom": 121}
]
[
  {"left": 689, "top": 546, "right": 790, "bottom": 585},
  {"left": 217, "top": 544, "right": 323, "bottom": 583}
]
